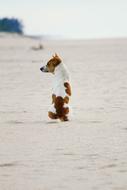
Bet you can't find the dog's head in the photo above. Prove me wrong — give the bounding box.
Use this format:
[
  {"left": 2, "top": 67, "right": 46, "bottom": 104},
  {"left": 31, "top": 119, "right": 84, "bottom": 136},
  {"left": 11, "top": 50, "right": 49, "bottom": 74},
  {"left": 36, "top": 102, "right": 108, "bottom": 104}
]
[{"left": 40, "top": 53, "right": 62, "bottom": 74}]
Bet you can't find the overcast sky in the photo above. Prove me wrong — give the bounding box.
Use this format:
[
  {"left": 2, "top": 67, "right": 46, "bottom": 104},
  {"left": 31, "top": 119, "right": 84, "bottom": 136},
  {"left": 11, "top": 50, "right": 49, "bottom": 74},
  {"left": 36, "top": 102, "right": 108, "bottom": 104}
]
[{"left": 0, "top": 0, "right": 127, "bottom": 39}]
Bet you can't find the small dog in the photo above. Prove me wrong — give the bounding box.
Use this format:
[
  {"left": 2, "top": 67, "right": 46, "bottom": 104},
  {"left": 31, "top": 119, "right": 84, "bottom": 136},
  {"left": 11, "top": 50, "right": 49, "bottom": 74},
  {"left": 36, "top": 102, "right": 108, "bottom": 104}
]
[{"left": 40, "top": 53, "right": 72, "bottom": 121}]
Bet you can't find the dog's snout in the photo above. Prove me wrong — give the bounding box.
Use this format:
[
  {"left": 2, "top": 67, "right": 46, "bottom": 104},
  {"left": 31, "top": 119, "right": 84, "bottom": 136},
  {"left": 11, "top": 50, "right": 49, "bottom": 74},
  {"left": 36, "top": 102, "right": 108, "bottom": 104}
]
[
  {"left": 40, "top": 66, "right": 48, "bottom": 72},
  {"left": 40, "top": 67, "right": 44, "bottom": 71}
]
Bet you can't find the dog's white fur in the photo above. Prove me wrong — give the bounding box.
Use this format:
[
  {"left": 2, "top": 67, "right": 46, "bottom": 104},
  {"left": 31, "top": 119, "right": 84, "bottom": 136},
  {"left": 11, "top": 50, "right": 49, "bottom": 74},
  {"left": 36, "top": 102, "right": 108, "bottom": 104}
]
[
  {"left": 49, "top": 63, "right": 71, "bottom": 118},
  {"left": 40, "top": 54, "right": 72, "bottom": 121}
]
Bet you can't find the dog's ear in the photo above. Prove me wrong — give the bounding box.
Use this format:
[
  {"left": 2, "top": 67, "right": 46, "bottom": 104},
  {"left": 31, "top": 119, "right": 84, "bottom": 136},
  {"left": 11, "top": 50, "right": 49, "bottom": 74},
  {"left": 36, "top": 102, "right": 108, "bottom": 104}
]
[
  {"left": 52, "top": 53, "right": 59, "bottom": 58},
  {"left": 55, "top": 53, "right": 59, "bottom": 57},
  {"left": 53, "top": 53, "right": 62, "bottom": 66},
  {"left": 52, "top": 53, "right": 58, "bottom": 58}
]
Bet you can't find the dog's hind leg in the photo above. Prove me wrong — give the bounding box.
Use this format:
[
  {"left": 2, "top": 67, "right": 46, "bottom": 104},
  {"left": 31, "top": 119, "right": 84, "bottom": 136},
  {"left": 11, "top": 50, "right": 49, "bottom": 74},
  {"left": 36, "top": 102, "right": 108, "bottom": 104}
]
[
  {"left": 48, "top": 111, "right": 58, "bottom": 119},
  {"left": 60, "top": 116, "right": 69, "bottom": 122}
]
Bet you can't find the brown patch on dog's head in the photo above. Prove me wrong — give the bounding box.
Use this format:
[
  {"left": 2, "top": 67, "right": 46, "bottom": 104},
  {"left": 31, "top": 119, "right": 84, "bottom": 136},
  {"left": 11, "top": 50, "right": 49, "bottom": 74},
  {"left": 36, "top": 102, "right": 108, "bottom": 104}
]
[{"left": 45, "top": 53, "right": 62, "bottom": 74}]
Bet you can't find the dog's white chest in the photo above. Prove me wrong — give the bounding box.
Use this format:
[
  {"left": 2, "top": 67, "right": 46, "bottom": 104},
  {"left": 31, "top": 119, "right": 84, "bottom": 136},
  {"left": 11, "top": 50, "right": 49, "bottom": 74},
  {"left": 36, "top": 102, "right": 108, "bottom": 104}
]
[
  {"left": 53, "top": 81, "right": 66, "bottom": 97},
  {"left": 52, "top": 63, "right": 70, "bottom": 97}
]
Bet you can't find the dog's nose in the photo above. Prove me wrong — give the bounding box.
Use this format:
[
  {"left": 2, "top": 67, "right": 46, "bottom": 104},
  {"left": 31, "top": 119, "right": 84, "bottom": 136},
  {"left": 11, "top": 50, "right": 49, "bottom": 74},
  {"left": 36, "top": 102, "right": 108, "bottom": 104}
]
[
  {"left": 40, "top": 66, "right": 48, "bottom": 72},
  {"left": 40, "top": 67, "right": 44, "bottom": 71}
]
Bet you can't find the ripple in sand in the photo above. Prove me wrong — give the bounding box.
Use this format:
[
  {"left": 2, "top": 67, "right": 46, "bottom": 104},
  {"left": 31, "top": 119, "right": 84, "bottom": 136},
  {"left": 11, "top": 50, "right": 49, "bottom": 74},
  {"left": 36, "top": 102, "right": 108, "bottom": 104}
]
[
  {"left": 7, "top": 120, "right": 24, "bottom": 124},
  {"left": 100, "top": 164, "right": 117, "bottom": 169},
  {"left": 123, "top": 127, "right": 127, "bottom": 131},
  {"left": 63, "top": 152, "right": 76, "bottom": 156},
  {"left": 0, "top": 162, "right": 17, "bottom": 168},
  {"left": 77, "top": 166, "right": 86, "bottom": 170},
  {"left": 118, "top": 169, "right": 127, "bottom": 173}
]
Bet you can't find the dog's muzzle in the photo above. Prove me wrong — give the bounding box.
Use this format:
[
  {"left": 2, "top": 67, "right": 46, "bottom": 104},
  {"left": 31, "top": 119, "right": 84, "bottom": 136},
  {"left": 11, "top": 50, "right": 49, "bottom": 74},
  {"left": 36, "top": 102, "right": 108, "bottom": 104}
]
[{"left": 40, "top": 66, "right": 48, "bottom": 72}]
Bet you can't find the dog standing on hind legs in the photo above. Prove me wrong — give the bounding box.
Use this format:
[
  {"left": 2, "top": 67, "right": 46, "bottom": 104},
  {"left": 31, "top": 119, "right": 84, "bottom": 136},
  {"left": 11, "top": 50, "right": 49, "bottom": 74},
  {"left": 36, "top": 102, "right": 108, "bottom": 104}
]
[{"left": 40, "top": 53, "right": 72, "bottom": 121}]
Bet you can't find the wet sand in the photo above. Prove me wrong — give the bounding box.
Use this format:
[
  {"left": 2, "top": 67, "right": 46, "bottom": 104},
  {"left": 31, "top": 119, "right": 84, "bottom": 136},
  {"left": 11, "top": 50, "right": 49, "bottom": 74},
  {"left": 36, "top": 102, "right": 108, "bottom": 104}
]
[{"left": 0, "top": 34, "right": 127, "bottom": 190}]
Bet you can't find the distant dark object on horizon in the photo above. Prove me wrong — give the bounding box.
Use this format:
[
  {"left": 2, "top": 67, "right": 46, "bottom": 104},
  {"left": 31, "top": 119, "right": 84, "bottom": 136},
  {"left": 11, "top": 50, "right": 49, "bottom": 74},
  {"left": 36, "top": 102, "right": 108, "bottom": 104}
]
[
  {"left": 31, "top": 44, "right": 44, "bottom": 51},
  {"left": 0, "top": 18, "right": 23, "bottom": 34}
]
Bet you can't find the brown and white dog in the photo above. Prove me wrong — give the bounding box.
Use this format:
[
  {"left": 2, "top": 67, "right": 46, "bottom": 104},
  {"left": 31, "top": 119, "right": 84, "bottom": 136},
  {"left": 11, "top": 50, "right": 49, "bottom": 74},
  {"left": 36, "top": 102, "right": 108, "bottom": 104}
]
[{"left": 40, "top": 53, "right": 72, "bottom": 121}]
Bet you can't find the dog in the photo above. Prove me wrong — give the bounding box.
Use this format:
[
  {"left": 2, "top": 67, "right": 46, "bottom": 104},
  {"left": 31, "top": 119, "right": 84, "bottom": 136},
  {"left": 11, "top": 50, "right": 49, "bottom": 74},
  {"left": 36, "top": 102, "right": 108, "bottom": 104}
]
[{"left": 40, "top": 53, "right": 72, "bottom": 121}]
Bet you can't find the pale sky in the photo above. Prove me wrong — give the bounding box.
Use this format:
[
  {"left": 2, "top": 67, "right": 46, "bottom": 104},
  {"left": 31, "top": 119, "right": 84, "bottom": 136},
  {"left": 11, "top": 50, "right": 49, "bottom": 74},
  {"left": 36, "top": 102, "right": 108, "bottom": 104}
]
[{"left": 0, "top": 0, "right": 127, "bottom": 39}]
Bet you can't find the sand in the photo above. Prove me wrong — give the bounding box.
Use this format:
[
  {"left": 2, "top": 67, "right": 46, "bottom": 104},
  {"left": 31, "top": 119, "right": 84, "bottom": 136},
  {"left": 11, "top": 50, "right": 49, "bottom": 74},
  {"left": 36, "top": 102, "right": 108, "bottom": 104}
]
[{"left": 0, "top": 33, "right": 127, "bottom": 190}]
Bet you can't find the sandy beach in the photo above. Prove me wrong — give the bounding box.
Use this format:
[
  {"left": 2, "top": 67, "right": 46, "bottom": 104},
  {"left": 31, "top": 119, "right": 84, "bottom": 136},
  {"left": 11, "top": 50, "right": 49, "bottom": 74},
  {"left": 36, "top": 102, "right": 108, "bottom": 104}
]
[{"left": 0, "top": 33, "right": 127, "bottom": 190}]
